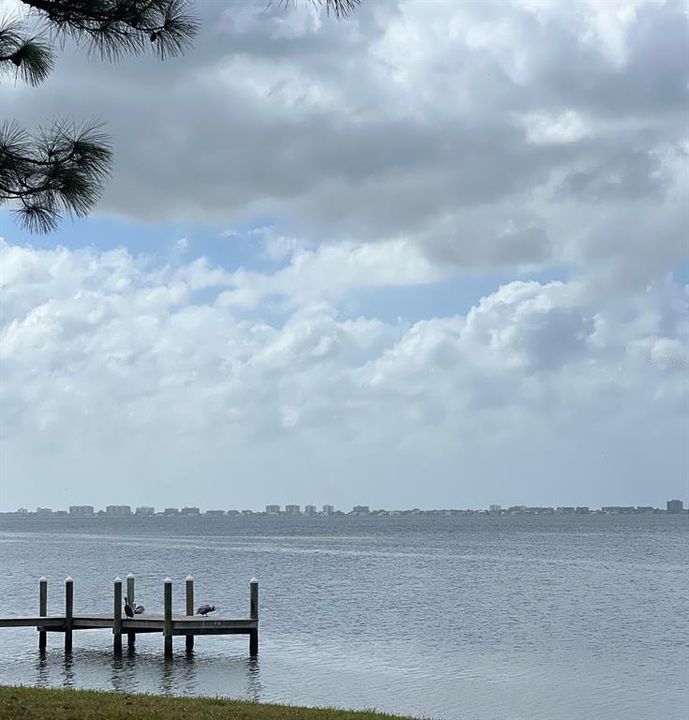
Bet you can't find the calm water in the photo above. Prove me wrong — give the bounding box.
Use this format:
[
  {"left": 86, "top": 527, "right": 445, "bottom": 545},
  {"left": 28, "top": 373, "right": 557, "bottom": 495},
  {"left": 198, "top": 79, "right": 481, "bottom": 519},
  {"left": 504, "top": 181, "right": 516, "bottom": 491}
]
[{"left": 0, "top": 515, "right": 686, "bottom": 720}]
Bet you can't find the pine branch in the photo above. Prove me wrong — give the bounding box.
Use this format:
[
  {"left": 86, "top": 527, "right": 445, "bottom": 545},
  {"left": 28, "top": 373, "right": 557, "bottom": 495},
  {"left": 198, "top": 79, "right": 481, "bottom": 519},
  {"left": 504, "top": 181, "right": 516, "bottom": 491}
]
[
  {"left": 278, "top": 0, "right": 363, "bottom": 19},
  {"left": 0, "top": 120, "right": 112, "bottom": 233},
  {"left": 0, "top": 18, "right": 55, "bottom": 85},
  {"left": 21, "top": 0, "right": 199, "bottom": 61}
]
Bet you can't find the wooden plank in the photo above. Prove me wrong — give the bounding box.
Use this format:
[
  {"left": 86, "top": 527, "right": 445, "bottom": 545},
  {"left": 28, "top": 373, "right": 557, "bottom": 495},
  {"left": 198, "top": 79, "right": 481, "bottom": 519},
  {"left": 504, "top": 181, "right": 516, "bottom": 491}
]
[
  {"left": 0, "top": 616, "right": 65, "bottom": 629},
  {"left": 173, "top": 627, "right": 257, "bottom": 636}
]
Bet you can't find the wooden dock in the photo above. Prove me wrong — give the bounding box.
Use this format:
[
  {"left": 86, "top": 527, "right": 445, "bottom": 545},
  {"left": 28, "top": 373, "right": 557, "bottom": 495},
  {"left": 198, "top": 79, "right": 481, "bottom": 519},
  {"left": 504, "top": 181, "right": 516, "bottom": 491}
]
[{"left": 0, "top": 575, "right": 259, "bottom": 658}]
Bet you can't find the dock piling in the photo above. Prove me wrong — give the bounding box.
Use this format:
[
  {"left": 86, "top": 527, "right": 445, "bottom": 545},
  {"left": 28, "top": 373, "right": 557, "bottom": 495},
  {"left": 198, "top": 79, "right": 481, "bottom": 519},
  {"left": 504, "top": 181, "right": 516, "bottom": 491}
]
[
  {"left": 38, "top": 577, "right": 47, "bottom": 651},
  {"left": 113, "top": 577, "right": 122, "bottom": 654},
  {"left": 185, "top": 575, "right": 194, "bottom": 653},
  {"left": 126, "top": 573, "right": 135, "bottom": 649},
  {"left": 64, "top": 577, "right": 74, "bottom": 654},
  {"left": 163, "top": 577, "right": 173, "bottom": 658},
  {"left": 249, "top": 577, "right": 258, "bottom": 655}
]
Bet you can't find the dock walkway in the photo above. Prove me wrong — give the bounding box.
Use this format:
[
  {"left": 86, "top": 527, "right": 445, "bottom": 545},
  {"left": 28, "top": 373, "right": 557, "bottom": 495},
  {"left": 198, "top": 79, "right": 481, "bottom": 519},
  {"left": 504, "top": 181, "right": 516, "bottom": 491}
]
[{"left": 0, "top": 575, "right": 259, "bottom": 657}]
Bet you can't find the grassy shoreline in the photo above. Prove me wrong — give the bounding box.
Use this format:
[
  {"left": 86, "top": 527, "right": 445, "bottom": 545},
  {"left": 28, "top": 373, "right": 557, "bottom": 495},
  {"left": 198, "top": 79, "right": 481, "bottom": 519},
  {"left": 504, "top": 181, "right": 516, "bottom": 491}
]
[{"left": 0, "top": 685, "right": 418, "bottom": 719}]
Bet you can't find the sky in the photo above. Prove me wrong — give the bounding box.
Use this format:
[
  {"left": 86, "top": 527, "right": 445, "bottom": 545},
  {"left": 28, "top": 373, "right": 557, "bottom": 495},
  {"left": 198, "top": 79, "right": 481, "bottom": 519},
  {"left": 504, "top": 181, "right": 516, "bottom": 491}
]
[{"left": 1, "top": 0, "right": 688, "bottom": 512}]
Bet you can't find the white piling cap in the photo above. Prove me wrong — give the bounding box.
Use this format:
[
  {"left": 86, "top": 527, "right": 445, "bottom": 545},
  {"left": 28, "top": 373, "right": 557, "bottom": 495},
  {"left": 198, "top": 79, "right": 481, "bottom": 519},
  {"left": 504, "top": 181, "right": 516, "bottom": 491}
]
[
  {"left": 185, "top": 575, "right": 194, "bottom": 582},
  {"left": 164, "top": 576, "right": 172, "bottom": 583},
  {"left": 65, "top": 576, "right": 73, "bottom": 582},
  {"left": 126, "top": 572, "right": 135, "bottom": 579},
  {"left": 114, "top": 576, "right": 122, "bottom": 583},
  {"left": 39, "top": 576, "right": 47, "bottom": 582},
  {"left": 250, "top": 577, "right": 258, "bottom": 584}
]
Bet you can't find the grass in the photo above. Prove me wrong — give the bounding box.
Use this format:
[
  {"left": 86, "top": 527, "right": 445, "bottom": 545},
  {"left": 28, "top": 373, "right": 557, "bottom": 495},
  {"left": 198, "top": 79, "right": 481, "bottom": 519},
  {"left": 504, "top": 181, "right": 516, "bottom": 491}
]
[{"left": 0, "top": 686, "right": 418, "bottom": 719}]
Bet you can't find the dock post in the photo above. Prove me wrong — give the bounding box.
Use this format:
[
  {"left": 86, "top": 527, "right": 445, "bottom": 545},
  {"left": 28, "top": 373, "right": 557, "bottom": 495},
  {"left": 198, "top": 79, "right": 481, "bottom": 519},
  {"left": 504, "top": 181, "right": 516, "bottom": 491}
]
[
  {"left": 64, "top": 577, "right": 74, "bottom": 654},
  {"left": 38, "top": 577, "right": 47, "bottom": 651},
  {"left": 126, "top": 573, "right": 135, "bottom": 649},
  {"left": 185, "top": 575, "right": 194, "bottom": 653},
  {"left": 113, "top": 577, "right": 123, "bottom": 654},
  {"left": 249, "top": 577, "right": 258, "bottom": 656},
  {"left": 164, "top": 577, "right": 173, "bottom": 658}
]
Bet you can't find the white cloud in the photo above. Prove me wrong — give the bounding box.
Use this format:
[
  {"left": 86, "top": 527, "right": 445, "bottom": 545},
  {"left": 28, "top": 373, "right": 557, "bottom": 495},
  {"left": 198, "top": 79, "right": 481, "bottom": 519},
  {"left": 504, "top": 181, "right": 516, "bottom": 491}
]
[{"left": 1, "top": 240, "right": 686, "bottom": 509}]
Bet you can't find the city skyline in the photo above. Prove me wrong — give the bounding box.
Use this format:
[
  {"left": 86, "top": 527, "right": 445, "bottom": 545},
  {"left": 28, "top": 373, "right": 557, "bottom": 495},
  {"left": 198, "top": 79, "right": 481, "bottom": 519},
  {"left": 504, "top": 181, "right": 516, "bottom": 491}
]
[{"left": 4, "top": 499, "right": 686, "bottom": 517}]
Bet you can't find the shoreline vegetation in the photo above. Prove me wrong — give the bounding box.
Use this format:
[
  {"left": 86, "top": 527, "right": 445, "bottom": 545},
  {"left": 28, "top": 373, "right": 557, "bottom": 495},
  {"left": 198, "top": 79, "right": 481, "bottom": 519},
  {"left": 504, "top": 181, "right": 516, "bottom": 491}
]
[{"left": 0, "top": 686, "right": 418, "bottom": 720}]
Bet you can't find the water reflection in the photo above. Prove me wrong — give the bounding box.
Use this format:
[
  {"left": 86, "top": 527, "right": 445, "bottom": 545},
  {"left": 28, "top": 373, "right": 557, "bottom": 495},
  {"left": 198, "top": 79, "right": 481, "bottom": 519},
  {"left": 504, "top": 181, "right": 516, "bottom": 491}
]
[
  {"left": 17, "top": 643, "right": 264, "bottom": 703},
  {"left": 34, "top": 651, "right": 49, "bottom": 685},
  {"left": 62, "top": 653, "right": 75, "bottom": 687}
]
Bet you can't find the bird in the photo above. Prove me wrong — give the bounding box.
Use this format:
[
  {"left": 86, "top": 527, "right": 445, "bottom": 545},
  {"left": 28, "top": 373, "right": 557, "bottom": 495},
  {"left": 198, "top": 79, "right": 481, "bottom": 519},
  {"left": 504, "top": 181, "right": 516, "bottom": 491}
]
[
  {"left": 134, "top": 605, "right": 145, "bottom": 614},
  {"left": 196, "top": 603, "right": 215, "bottom": 617},
  {"left": 124, "top": 596, "right": 134, "bottom": 619}
]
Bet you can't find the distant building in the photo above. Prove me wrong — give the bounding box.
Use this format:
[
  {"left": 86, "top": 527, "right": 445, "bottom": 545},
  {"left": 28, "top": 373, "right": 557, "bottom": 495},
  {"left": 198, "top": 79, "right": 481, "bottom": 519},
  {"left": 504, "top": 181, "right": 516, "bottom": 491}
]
[
  {"left": 181, "top": 506, "right": 200, "bottom": 516},
  {"left": 69, "top": 505, "right": 94, "bottom": 517},
  {"left": 667, "top": 499, "right": 684, "bottom": 514},
  {"left": 285, "top": 505, "right": 301, "bottom": 515},
  {"left": 163, "top": 507, "right": 180, "bottom": 516},
  {"left": 556, "top": 507, "right": 575, "bottom": 514},
  {"left": 322, "top": 504, "right": 334, "bottom": 515},
  {"left": 105, "top": 505, "right": 131, "bottom": 517},
  {"left": 635, "top": 506, "right": 655, "bottom": 514},
  {"left": 489, "top": 504, "right": 502, "bottom": 513},
  {"left": 205, "top": 510, "right": 226, "bottom": 517},
  {"left": 352, "top": 505, "right": 370, "bottom": 514},
  {"left": 226, "top": 510, "right": 240, "bottom": 516},
  {"left": 135, "top": 506, "right": 155, "bottom": 516},
  {"left": 36, "top": 507, "right": 53, "bottom": 516},
  {"left": 602, "top": 506, "right": 636, "bottom": 514},
  {"left": 16, "top": 507, "right": 28, "bottom": 515},
  {"left": 304, "top": 505, "right": 317, "bottom": 516},
  {"left": 265, "top": 505, "right": 281, "bottom": 515},
  {"left": 575, "top": 506, "right": 590, "bottom": 514}
]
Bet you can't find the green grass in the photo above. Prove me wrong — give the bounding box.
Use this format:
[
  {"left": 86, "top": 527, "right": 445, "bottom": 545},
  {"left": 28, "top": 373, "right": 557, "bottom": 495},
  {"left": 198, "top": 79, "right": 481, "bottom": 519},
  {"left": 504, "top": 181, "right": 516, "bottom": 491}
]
[{"left": 0, "top": 686, "right": 418, "bottom": 719}]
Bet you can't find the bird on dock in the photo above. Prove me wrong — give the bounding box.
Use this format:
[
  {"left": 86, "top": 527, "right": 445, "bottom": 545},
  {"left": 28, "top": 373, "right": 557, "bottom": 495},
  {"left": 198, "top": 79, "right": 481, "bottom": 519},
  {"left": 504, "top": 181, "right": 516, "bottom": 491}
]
[
  {"left": 196, "top": 603, "right": 215, "bottom": 616},
  {"left": 134, "top": 604, "right": 145, "bottom": 614},
  {"left": 124, "top": 597, "right": 134, "bottom": 619}
]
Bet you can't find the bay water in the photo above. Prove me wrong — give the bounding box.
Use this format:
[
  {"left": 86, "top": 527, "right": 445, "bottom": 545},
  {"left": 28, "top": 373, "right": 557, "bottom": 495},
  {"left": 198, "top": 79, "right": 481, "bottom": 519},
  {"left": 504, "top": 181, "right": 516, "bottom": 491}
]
[{"left": 0, "top": 514, "right": 686, "bottom": 720}]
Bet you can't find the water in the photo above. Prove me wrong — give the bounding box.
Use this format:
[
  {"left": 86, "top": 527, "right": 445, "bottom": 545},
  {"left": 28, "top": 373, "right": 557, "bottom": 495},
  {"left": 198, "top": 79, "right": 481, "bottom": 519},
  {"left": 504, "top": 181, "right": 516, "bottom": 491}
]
[{"left": 0, "top": 514, "right": 686, "bottom": 720}]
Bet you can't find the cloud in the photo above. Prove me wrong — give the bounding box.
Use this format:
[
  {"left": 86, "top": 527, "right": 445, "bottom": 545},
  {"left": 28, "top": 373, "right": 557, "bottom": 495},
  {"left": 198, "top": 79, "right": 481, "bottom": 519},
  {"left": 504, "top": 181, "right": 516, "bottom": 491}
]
[
  {"left": 1, "top": 239, "right": 686, "bottom": 508},
  {"left": 1, "top": 0, "right": 686, "bottom": 288}
]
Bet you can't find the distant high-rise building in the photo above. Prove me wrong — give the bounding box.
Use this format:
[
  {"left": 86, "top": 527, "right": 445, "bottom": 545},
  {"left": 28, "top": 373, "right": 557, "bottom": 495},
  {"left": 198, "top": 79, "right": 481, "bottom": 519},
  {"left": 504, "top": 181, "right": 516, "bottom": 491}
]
[
  {"left": 322, "top": 504, "right": 334, "bottom": 515},
  {"left": 135, "top": 506, "right": 155, "bottom": 516},
  {"left": 285, "top": 505, "right": 301, "bottom": 515},
  {"left": 352, "top": 505, "right": 370, "bottom": 514},
  {"left": 106, "top": 505, "right": 131, "bottom": 516},
  {"left": 69, "top": 505, "right": 94, "bottom": 517},
  {"left": 667, "top": 499, "right": 684, "bottom": 514},
  {"left": 181, "top": 506, "right": 200, "bottom": 516},
  {"left": 489, "top": 504, "right": 501, "bottom": 513},
  {"left": 163, "top": 507, "right": 179, "bottom": 516},
  {"left": 304, "top": 505, "right": 317, "bottom": 516},
  {"left": 265, "top": 505, "right": 281, "bottom": 515}
]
